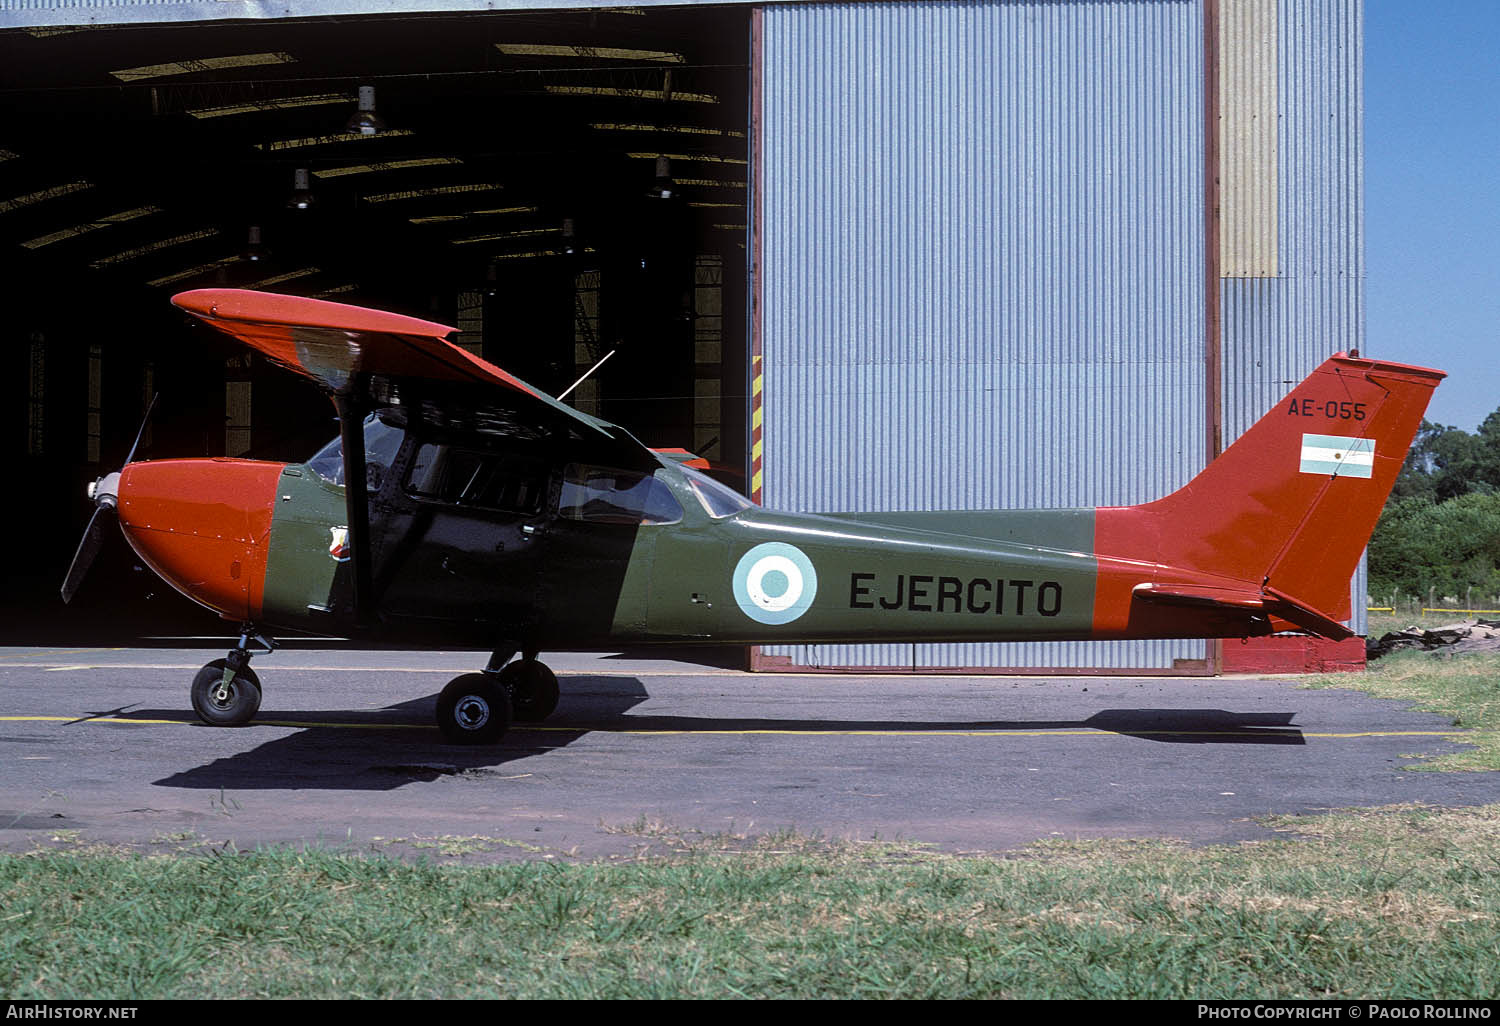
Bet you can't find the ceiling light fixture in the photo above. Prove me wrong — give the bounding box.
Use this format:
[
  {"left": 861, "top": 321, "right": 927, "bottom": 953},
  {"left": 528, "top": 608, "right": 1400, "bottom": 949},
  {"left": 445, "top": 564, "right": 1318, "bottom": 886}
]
[
  {"left": 287, "top": 168, "right": 315, "bottom": 210},
  {"left": 345, "top": 85, "right": 385, "bottom": 137},
  {"left": 646, "top": 156, "right": 675, "bottom": 200},
  {"left": 243, "top": 226, "right": 267, "bottom": 263}
]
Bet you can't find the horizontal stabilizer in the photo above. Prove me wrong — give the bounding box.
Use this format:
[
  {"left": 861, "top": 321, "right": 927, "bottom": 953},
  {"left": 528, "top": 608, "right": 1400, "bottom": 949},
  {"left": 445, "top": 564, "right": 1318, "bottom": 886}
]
[
  {"left": 1262, "top": 585, "right": 1356, "bottom": 642},
  {"left": 1130, "top": 582, "right": 1353, "bottom": 641},
  {"left": 1132, "top": 583, "right": 1267, "bottom": 611}
]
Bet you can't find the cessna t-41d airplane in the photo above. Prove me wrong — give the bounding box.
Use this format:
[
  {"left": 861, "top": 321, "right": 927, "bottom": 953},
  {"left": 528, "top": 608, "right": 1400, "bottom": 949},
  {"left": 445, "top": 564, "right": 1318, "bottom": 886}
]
[{"left": 61, "top": 289, "right": 1444, "bottom": 744}]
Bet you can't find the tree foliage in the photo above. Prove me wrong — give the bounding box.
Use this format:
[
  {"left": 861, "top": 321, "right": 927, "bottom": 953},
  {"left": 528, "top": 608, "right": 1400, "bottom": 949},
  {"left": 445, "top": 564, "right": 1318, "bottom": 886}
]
[{"left": 1372, "top": 416, "right": 1500, "bottom": 598}]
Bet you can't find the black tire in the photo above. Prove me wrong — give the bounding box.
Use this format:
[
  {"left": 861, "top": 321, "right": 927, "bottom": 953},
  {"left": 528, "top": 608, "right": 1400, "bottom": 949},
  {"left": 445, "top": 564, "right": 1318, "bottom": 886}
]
[
  {"left": 436, "top": 673, "right": 512, "bottom": 745},
  {"left": 190, "top": 659, "right": 262, "bottom": 727},
  {"left": 499, "top": 660, "right": 560, "bottom": 722}
]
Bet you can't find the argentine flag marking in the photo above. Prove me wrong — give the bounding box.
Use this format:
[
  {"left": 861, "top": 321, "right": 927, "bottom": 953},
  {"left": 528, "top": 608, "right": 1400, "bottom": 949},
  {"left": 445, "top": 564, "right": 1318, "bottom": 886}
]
[{"left": 1300, "top": 433, "right": 1375, "bottom": 478}]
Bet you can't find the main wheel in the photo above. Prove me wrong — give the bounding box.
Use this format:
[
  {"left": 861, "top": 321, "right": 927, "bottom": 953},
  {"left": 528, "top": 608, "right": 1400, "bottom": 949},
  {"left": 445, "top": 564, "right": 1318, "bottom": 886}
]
[
  {"left": 499, "top": 660, "right": 559, "bottom": 722},
  {"left": 190, "top": 659, "right": 262, "bottom": 727},
  {"left": 436, "top": 673, "right": 512, "bottom": 745}
]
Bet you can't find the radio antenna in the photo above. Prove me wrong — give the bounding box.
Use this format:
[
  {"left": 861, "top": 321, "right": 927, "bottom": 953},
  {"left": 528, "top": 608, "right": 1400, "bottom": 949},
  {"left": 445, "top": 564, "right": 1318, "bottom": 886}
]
[{"left": 558, "top": 348, "right": 617, "bottom": 401}]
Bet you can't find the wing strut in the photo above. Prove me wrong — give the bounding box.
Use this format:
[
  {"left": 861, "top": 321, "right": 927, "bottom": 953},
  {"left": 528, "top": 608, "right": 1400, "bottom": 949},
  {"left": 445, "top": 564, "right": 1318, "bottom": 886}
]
[{"left": 335, "top": 391, "right": 375, "bottom": 629}]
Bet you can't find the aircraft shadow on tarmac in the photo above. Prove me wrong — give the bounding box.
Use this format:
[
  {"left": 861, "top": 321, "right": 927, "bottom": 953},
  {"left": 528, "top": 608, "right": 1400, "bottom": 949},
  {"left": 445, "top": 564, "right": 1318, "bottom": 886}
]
[{"left": 129, "top": 677, "right": 1305, "bottom": 792}]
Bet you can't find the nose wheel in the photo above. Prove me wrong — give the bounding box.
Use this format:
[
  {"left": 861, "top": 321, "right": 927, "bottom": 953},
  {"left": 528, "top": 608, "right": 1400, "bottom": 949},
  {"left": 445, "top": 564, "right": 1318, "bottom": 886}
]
[
  {"left": 191, "top": 660, "right": 262, "bottom": 726},
  {"left": 190, "top": 626, "right": 273, "bottom": 727}
]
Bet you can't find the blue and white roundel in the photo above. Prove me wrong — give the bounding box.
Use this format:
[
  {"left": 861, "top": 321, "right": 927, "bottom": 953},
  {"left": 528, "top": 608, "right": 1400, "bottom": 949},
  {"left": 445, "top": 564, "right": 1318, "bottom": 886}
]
[{"left": 732, "top": 542, "right": 818, "bottom": 625}]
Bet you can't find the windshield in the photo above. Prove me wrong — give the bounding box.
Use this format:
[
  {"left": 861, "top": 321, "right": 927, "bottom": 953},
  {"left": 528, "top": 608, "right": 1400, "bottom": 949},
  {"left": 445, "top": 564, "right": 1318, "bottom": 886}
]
[
  {"left": 679, "top": 465, "right": 754, "bottom": 518},
  {"left": 306, "top": 412, "right": 404, "bottom": 486}
]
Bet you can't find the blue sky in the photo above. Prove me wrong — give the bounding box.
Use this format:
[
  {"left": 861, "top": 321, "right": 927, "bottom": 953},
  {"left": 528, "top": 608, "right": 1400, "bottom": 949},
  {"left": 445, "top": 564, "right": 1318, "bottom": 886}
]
[{"left": 1365, "top": 0, "right": 1500, "bottom": 432}]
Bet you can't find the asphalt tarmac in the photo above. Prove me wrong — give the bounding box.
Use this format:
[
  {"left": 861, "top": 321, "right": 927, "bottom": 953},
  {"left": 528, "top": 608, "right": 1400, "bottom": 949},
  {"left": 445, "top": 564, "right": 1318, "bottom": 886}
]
[{"left": 3, "top": 644, "right": 1499, "bottom": 860}]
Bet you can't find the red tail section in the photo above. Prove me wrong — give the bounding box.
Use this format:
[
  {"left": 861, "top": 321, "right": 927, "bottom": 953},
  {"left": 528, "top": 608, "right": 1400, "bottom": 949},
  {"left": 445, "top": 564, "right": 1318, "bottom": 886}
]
[{"left": 1093, "top": 354, "right": 1444, "bottom": 639}]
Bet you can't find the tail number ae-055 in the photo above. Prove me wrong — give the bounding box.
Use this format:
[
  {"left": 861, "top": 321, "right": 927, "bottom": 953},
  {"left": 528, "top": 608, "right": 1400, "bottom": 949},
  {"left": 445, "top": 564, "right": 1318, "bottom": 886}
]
[{"left": 1287, "top": 398, "right": 1368, "bottom": 421}]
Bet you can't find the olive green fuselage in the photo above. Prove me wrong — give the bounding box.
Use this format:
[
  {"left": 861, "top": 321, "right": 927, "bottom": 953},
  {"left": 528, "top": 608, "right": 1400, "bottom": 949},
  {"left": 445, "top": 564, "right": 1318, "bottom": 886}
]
[{"left": 258, "top": 457, "right": 1103, "bottom": 648}]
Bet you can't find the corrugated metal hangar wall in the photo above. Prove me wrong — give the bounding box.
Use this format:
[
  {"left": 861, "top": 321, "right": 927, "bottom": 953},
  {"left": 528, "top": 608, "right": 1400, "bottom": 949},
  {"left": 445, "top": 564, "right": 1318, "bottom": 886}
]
[{"left": 0, "top": 0, "right": 1365, "bottom": 672}]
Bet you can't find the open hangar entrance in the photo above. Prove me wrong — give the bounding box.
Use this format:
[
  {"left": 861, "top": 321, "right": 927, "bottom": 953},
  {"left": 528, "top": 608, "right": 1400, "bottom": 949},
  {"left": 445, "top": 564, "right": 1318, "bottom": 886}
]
[{"left": 0, "top": 5, "right": 751, "bottom": 639}]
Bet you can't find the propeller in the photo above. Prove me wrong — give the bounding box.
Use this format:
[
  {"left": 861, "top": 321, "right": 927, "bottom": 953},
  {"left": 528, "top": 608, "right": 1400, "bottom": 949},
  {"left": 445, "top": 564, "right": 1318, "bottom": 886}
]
[{"left": 60, "top": 395, "right": 157, "bottom": 604}]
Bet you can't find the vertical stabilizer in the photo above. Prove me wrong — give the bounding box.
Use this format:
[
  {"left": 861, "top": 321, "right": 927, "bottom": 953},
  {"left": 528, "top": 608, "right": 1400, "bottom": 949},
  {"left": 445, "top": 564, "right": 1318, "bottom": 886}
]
[{"left": 1095, "top": 354, "right": 1443, "bottom": 635}]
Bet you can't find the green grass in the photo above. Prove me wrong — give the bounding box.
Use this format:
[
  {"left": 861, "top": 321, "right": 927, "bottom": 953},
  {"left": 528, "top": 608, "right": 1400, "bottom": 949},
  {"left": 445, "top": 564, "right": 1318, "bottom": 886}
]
[
  {"left": 4, "top": 805, "right": 1500, "bottom": 999},
  {"left": 1366, "top": 610, "right": 1497, "bottom": 636},
  {"left": 1306, "top": 650, "right": 1500, "bottom": 772}
]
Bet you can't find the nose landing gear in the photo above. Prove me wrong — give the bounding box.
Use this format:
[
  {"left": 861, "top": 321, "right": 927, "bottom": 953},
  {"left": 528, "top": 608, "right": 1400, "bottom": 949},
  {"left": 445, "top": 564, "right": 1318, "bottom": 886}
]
[{"left": 190, "top": 626, "right": 275, "bottom": 727}]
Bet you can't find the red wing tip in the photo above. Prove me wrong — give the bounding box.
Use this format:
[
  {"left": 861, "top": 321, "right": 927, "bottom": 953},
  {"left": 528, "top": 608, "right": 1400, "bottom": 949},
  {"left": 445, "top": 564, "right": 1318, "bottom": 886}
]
[
  {"left": 171, "top": 288, "right": 457, "bottom": 338},
  {"left": 170, "top": 288, "right": 217, "bottom": 317}
]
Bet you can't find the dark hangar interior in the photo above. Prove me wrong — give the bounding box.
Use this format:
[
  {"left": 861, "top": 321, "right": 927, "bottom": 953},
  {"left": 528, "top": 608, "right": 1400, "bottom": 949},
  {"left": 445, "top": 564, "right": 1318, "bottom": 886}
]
[{"left": 0, "top": 7, "right": 751, "bottom": 637}]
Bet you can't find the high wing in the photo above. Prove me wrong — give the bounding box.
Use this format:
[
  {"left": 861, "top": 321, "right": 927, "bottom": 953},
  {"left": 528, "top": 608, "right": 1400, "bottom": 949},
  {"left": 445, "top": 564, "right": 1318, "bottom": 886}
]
[
  {"left": 171, "top": 289, "right": 648, "bottom": 458},
  {"left": 172, "top": 288, "right": 657, "bottom": 625}
]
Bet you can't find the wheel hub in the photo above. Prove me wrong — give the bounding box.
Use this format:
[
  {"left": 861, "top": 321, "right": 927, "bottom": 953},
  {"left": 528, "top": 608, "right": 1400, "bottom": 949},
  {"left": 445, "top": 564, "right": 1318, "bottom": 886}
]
[{"left": 455, "top": 695, "right": 490, "bottom": 730}]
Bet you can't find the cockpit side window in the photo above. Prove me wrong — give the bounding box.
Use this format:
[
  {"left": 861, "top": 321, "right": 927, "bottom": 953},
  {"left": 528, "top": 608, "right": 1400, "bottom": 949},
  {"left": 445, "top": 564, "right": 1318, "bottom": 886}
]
[
  {"left": 559, "top": 464, "right": 683, "bottom": 525},
  {"left": 307, "top": 412, "right": 404, "bottom": 487},
  {"left": 404, "top": 443, "right": 547, "bottom": 515}
]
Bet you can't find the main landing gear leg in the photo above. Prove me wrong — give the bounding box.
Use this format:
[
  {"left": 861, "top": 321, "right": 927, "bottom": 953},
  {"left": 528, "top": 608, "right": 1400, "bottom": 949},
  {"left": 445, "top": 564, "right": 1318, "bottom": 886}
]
[
  {"left": 495, "top": 647, "right": 559, "bottom": 724},
  {"left": 190, "top": 625, "right": 275, "bottom": 727},
  {"left": 435, "top": 645, "right": 560, "bottom": 745}
]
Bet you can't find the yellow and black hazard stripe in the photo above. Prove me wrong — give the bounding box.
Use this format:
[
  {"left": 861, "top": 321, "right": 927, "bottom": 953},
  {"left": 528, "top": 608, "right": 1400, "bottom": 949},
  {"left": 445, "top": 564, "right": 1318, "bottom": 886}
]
[{"left": 751, "top": 353, "right": 763, "bottom": 504}]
